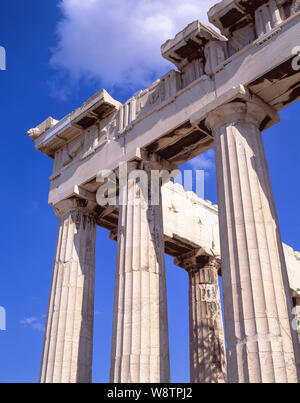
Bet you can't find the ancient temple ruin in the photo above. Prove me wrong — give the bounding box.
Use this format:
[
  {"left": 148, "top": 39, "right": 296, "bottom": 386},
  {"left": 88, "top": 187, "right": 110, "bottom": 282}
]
[{"left": 28, "top": 0, "right": 300, "bottom": 383}]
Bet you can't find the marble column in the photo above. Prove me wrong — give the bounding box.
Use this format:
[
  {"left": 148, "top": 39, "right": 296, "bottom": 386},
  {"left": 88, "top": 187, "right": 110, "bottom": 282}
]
[
  {"left": 175, "top": 252, "right": 226, "bottom": 383},
  {"left": 110, "top": 160, "right": 170, "bottom": 383},
  {"left": 206, "top": 100, "right": 300, "bottom": 383},
  {"left": 40, "top": 199, "right": 97, "bottom": 383}
]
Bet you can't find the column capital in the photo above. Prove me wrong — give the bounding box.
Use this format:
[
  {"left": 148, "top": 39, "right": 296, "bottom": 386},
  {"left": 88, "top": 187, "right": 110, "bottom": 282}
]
[
  {"left": 53, "top": 197, "right": 98, "bottom": 219},
  {"left": 205, "top": 96, "right": 279, "bottom": 133},
  {"left": 118, "top": 150, "right": 177, "bottom": 176},
  {"left": 135, "top": 148, "right": 178, "bottom": 173},
  {"left": 116, "top": 151, "right": 179, "bottom": 191},
  {"left": 175, "top": 250, "right": 220, "bottom": 273}
]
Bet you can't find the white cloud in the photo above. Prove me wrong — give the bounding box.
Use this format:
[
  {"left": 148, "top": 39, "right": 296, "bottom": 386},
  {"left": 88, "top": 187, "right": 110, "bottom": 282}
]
[
  {"left": 50, "top": 0, "right": 217, "bottom": 97},
  {"left": 31, "top": 323, "right": 44, "bottom": 332},
  {"left": 20, "top": 316, "right": 45, "bottom": 332},
  {"left": 20, "top": 317, "right": 37, "bottom": 325},
  {"left": 188, "top": 149, "right": 215, "bottom": 170}
]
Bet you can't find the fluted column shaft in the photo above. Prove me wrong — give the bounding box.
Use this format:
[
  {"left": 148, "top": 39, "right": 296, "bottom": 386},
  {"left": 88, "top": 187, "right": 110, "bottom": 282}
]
[
  {"left": 110, "top": 162, "right": 170, "bottom": 383},
  {"left": 206, "top": 101, "right": 300, "bottom": 383},
  {"left": 40, "top": 199, "right": 97, "bottom": 383},
  {"left": 176, "top": 253, "right": 226, "bottom": 383}
]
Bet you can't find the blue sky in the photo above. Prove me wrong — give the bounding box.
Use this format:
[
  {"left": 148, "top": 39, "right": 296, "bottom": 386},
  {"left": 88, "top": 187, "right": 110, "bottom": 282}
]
[{"left": 0, "top": 0, "right": 299, "bottom": 383}]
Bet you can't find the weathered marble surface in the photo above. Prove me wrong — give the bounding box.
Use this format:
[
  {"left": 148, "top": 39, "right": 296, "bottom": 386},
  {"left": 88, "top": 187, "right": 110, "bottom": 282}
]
[
  {"left": 28, "top": 0, "right": 300, "bottom": 384},
  {"left": 28, "top": 1, "right": 300, "bottom": 206},
  {"left": 175, "top": 253, "right": 226, "bottom": 383},
  {"left": 206, "top": 100, "right": 300, "bottom": 383},
  {"left": 110, "top": 162, "right": 170, "bottom": 383},
  {"left": 40, "top": 199, "right": 97, "bottom": 383}
]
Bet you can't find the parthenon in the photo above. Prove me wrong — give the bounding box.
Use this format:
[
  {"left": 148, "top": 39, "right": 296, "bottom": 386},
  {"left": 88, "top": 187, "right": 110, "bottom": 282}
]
[{"left": 28, "top": 0, "right": 300, "bottom": 383}]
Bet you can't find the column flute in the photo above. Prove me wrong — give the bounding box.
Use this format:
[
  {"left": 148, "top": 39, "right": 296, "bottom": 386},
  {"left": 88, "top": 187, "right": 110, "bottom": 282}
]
[
  {"left": 40, "top": 199, "right": 97, "bottom": 383},
  {"left": 175, "top": 252, "right": 226, "bottom": 383},
  {"left": 206, "top": 98, "right": 300, "bottom": 383},
  {"left": 110, "top": 153, "right": 172, "bottom": 383}
]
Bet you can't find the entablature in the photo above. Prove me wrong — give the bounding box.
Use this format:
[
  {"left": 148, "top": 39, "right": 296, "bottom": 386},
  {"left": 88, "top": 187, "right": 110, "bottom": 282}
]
[
  {"left": 27, "top": 2, "right": 300, "bottom": 206},
  {"left": 208, "top": 0, "right": 299, "bottom": 37},
  {"left": 27, "top": 89, "right": 121, "bottom": 158}
]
